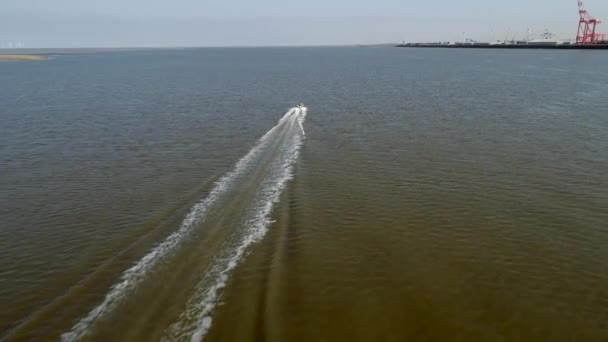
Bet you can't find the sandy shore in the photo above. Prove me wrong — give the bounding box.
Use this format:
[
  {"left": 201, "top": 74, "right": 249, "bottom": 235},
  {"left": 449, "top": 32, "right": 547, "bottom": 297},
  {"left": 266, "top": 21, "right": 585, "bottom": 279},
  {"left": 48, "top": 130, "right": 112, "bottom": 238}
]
[{"left": 0, "top": 55, "right": 48, "bottom": 61}]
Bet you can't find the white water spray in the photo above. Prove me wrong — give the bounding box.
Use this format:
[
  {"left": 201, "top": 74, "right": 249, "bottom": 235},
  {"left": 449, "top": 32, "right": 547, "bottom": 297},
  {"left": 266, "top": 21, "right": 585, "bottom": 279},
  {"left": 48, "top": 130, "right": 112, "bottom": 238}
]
[
  {"left": 297, "top": 107, "right": 307, "bottom": 136},
  {"left": 163, "top": 108, "right": 306, "bottom": 342},
  {"left": 62, "top": 107, "right": 306, "bottom": 342}
]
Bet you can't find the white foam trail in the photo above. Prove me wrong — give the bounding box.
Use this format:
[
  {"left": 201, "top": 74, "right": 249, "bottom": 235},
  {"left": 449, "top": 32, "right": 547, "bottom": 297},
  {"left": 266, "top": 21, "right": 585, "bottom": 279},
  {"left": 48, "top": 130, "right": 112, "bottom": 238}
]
[
  {"left": 163, "top": 108, "right": 306, "bottom": 342},
  {"left": 62, "top": 108, "right": 302, "bottom": 342},
  {"left": 297, "top": 107, "right": 307, "bottom": 136}
]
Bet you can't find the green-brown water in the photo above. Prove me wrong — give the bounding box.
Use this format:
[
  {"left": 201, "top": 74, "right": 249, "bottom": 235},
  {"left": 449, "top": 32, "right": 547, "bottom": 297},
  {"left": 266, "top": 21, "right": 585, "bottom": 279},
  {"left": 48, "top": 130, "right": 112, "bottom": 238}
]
[{"left": 1, "top": 47, "right": 608, "bottom": 341}]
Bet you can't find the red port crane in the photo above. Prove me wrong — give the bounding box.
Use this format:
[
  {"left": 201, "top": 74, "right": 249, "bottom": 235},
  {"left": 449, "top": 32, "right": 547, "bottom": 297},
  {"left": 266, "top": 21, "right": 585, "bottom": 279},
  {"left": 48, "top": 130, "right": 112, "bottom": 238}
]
[{"left": 576, "top": 0, "right": 606, "bottom": 44}]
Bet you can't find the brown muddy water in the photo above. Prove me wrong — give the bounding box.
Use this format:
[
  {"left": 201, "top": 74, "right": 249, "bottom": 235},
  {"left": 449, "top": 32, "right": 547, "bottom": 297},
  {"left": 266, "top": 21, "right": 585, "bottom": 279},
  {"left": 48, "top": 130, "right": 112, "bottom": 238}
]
[{"left": 1, "top": 47, "right": 607, "bottom": 341}]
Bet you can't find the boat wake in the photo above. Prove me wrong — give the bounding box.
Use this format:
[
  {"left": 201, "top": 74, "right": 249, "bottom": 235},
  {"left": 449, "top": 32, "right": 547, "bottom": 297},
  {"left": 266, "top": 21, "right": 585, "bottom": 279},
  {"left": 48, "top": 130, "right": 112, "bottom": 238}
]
[
  {"left": 164, "top": 106, "right": 306, "bottom": 342},
  {"left": 62, "top": 107, "right": 307, "bottom": 342}
]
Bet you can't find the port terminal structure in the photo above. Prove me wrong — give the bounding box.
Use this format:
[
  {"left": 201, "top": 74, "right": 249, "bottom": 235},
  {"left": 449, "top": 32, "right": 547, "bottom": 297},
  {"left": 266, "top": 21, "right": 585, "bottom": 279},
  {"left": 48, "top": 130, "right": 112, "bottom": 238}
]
[{"left": 398, "top": 0, "right": 608, "bottom": 50}]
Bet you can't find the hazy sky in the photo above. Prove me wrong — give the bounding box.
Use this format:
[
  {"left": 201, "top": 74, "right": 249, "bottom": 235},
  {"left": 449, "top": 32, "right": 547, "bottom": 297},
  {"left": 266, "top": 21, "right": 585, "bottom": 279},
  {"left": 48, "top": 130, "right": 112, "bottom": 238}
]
[{"left": 3, "top": 0, "right": 608, "bottom": 47}]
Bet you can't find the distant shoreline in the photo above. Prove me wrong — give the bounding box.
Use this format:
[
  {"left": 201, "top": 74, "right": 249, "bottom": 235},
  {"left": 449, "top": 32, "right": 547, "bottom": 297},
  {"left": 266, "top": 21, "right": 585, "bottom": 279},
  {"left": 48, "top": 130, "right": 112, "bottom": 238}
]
[
  {"left": 0, "top": 55, "right": 48, "bottom": 61},
  {"left": 396, "top": 43, "right": 608, "bottom": 50}
]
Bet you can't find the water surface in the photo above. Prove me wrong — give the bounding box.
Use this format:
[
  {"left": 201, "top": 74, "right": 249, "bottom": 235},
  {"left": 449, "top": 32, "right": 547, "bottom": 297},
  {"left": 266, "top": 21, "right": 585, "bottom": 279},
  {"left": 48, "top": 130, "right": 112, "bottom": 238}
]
[{"left": 1, "top": 47, "right": 607, "bottom": 341}]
